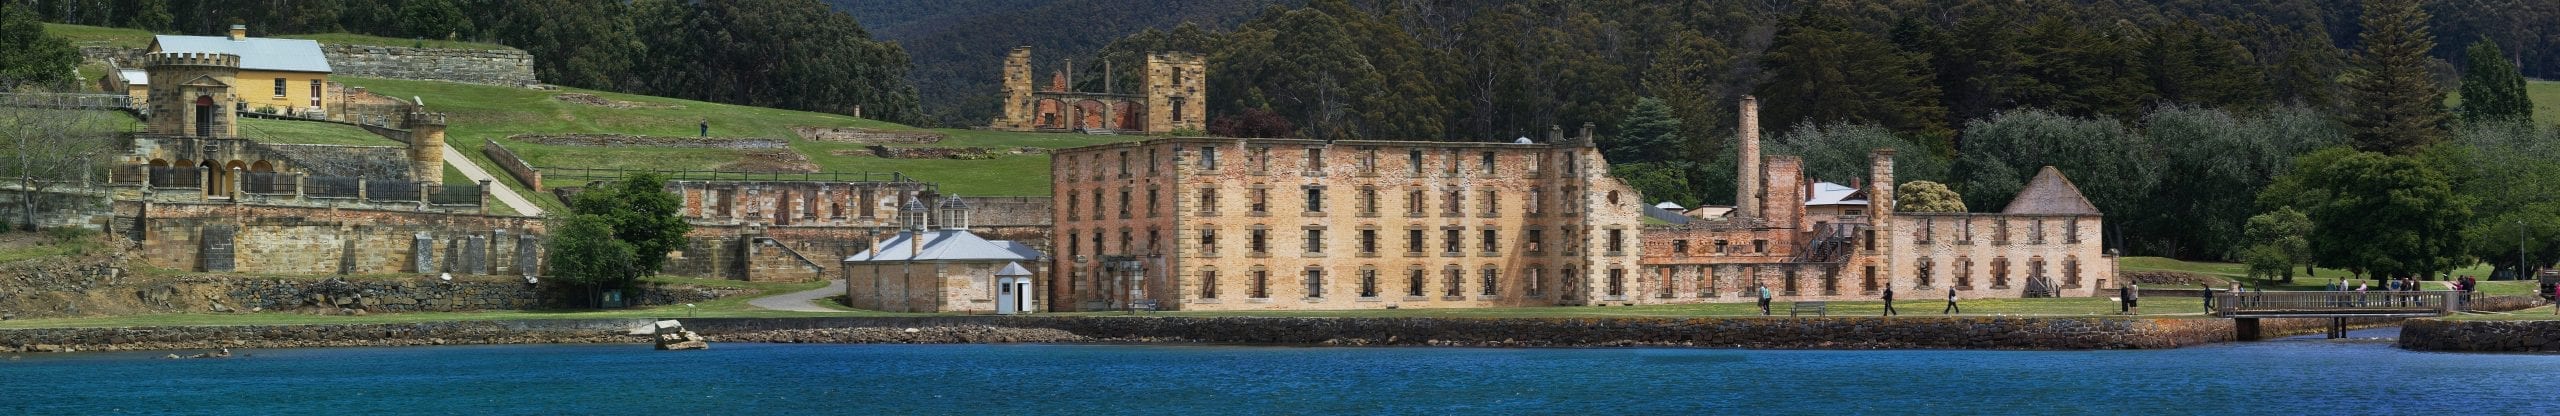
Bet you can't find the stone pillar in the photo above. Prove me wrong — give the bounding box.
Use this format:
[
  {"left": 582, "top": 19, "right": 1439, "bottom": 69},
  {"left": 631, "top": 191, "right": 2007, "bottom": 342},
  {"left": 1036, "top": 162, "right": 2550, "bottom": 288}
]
[
  {"left": 995, "top": 47, "right": 1034, "bottom": 129},
  {"left": 478, "top": 179, "right": 491, "bottom": 214},
  {"left": 411, "top": 232, "right": 436, "bottom": 273},
  {"left": 406, "top": 112, "right": 448, "bottom": 182},
  {"left": 1737, "top": 96, "right": 1762, "bottom": 220},
  {"left": 1870, "top": 149, "right": 1896, "bottom": 216}
]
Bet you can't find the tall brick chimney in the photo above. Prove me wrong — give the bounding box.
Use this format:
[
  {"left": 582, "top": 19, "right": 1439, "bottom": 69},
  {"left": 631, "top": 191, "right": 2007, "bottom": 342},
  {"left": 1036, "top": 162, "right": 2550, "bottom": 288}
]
[
  {"left": 229, "top": 24, "right": 247, "bottom": 41},
  {"left": 1737, "top": 96, "right": 1762, "bottom": 219},
  {"left": 1870, "top": 149, "right": 1896, "bottom": 217}
]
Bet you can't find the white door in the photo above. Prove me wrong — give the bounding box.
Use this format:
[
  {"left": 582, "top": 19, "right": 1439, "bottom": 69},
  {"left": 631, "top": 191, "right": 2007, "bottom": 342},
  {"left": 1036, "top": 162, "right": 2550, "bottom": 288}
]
[{"left": 996, "top": 277, "right": 1020, "bottom": 315}]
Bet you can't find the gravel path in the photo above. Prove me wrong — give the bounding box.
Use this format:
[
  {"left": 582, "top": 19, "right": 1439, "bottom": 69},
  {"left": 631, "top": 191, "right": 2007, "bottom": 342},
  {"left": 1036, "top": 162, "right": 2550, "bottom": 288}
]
[
  {"left": 748, "top": 279, "right": 848, "bottom": 312},
  {"left": 442, "top": 146, "right": 545, "bottom": 216}
]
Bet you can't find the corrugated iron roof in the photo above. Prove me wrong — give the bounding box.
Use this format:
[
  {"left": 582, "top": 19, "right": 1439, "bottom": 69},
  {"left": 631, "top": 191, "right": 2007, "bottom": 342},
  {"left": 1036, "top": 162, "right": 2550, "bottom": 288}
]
[
  {"left": 151, "top": 35, "right": 334, "bottom": 73},
  {"left": 845, "top": 229, "right": 1042, "bottom": 262}
]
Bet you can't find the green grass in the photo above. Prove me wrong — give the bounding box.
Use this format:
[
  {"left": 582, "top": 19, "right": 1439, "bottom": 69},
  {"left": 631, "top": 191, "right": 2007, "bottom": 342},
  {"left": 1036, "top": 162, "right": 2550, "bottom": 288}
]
[
  {"left": 2120, "top": 256, "right": 2532, "bottom": 296},
  {"left": 272, "top": 33, "right": 515, "bottom": 50},
  {"left": 233, "top": 117, "right": 403, "bottom": 146},
  {"left": 336, "top": 76, "right": 1139, "bottom": 196},
  {"left": 42, "top": 23, "right": 152, "bottom": 48},
  {"left": 0, "top": 276, "right": 897, "bottom": 330}
]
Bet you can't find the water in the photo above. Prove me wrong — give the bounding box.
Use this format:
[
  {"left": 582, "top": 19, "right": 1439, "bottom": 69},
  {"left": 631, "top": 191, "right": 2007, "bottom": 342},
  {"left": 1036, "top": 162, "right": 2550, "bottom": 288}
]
[{"left": 4, "top": 328, "right": 2556, "bottom": 415}]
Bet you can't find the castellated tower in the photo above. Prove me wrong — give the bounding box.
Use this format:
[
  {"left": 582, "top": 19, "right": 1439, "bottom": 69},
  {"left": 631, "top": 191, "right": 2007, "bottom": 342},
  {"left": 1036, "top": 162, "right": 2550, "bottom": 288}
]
[
  {"left": 144, "top": 52, "right": 242, "bottom": 138},
  {"left": 405, "top": 111, "right": 448, "bottom": 181},
  {"left": 1143, "top": 52, "right": 1206, "bottom": 134},
  {"left": 992, "top": 47, "right": 1035, "bottom": 130}
]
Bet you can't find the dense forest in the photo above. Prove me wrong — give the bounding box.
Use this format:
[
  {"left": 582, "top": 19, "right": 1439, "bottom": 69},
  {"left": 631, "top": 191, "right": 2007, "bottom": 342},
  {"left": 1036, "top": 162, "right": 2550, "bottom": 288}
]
[{"left": 10, "top": 0, "right": 924, "bottom": 124}]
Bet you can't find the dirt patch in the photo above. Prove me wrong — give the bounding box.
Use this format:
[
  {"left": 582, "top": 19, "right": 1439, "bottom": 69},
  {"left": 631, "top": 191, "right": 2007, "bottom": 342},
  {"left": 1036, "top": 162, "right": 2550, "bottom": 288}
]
[
  {"left": 511, "top": 133, "right": 788, "bottom": 149},
  {"left": 791, "top": 126, "right": 944, "bottom": 144},
  {"left": 843, "top": 146, "right": 1049, "bottom": 160},
  {"left": 716, "top": 150, "right": 820, "bottom": 173},
  {"left": 552, "top": 93, "right": 681, "bottom": 109}
]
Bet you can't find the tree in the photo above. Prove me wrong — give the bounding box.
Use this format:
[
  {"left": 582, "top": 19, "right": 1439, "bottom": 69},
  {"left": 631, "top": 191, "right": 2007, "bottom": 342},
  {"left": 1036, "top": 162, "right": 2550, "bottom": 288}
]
[
  {"left": 2442, "top": 121, "right": 2560, "bottom": 279},
  {"left": 1952, "top": 109, "right": 2157, "bottom": 220},
  {"left": 398, "top": 0, "right": 471, "bottom": 40},
  {"left": 545, "top": 214, "right": 634, "bottom": 308},
  {"left": 1764, "top": 121, "right": 1950, "bottom": 187},
  {"left": 2133, "top": 105, "right": 2344, "bottom": 259},
  {"left": 2241, "top": 207, "right": 2313, "bottom": 283},
  {"left": 561, "top": 172, "right": 689, "bottom": 302},
  {"left": 2340, "top": 0, "right": 2450, "bottom": 155},
  {"left": 1610, "top": 161, "right": 1693, "bottom": 207},
  {"left": 1896, "top": 181, "right": 1966, "bottom": 213},
  {"left": 0, "top": 3, "right": 80, "bottom": 90},
  {"left": 2258, "top": 148, "right": 2472, "bottom": 279},
  {"left": 1758, "top": 7, "right": 1949, "bottom": 141},
  {"left": 125, "top": 0, "right": 171, "bottom": 32},
  {"left": 1604, "top": 97, "right": 1680, "bottom": 165},
  {"left": 0, "top": 93, "right": 122, "bottom": 231},
  {"left": 484, "top": 0, "right": 637, "bottom": 90},
  {"left": 2456, "top": 39, "right": 2532, "bottom": 124}
]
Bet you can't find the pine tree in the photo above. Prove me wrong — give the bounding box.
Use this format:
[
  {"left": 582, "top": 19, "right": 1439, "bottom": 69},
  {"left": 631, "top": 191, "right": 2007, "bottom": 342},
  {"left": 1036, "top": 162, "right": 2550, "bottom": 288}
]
[
  {"left": 2341, "top": 0, "right": 2451, "bottom": 155},
  {"left": 2457, "top": 39, "right": 2533, "bottom": 124},
  {"left": 1758, "top": 8, "right": 1949, "bottom": 142},
  {"left": 0, "top": 4, "right": 78, "bottom": 89},
  {"left": 1605, "top": 97, "right": 1680, "bottom": 165}
]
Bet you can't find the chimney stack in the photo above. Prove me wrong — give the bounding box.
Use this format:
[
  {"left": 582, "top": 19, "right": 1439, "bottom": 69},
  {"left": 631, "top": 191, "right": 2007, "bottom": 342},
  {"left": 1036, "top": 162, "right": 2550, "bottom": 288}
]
[
  {"left": 1870, "top": 149, "right": 1897, "bottom": 217},
  {"left": 1737, "top": 96, "right": 1763, "bottom": 220},
  {"left": 229, "top": 25, "right": 247, "bottom": 41}
]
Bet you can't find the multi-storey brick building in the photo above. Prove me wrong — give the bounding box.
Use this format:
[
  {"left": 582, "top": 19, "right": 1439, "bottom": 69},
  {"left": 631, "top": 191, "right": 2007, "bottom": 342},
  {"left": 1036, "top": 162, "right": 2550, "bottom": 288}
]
[{"left": 1047, "top": 127, "right": 1645, "bottom": 311}]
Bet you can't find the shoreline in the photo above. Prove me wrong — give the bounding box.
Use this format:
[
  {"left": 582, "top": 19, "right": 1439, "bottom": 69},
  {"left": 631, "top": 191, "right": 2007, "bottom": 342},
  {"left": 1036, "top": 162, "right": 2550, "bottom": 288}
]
[{"left": 0, "top": 315, "right": 2428, "bottom": 354}]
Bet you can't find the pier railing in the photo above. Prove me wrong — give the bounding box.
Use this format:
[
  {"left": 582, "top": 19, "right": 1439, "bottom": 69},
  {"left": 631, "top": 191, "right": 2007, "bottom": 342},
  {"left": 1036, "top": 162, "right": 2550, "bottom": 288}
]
[{"left": 2211, "top": 290, "right": 2459, "bottom": 318}]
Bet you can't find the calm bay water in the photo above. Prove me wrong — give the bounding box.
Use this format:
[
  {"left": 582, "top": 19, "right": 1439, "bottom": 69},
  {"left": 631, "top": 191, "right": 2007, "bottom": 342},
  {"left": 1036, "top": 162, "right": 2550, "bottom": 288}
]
[{"left": 4, "top": 328, "right": 2556, "bottom": 415}]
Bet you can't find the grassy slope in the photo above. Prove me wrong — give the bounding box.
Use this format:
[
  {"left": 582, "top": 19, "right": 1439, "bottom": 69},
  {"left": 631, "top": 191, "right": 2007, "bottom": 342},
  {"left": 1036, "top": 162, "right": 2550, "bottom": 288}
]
[
  {"left": 234, "top": 117, "right": 403, "bottom": 146},
  {"left": 338, "top": 76, "right": 1135, "bottom": 196},
  {"left": 271, "top": 33, "right": 514, "bottom": 50},
  {"left": 43, "top": 23, "right": 151, "bottom": 48}
]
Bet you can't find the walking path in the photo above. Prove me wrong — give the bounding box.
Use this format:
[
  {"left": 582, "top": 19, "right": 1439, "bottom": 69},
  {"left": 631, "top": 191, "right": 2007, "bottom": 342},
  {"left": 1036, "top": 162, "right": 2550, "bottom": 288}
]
[
  {"left": 442, "top": 146, "right": 545, "bottom": 216},
  {"left": 747, "top": 279, "right": 849, "bottom": 312}
]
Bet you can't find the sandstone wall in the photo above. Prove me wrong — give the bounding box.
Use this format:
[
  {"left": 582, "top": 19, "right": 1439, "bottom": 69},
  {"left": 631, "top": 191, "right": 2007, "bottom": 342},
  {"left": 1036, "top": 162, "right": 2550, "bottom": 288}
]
[
  {"left": 321, "top": 44, "right": 538, "bottom": 87},
  {"left": 2400, "top": 317, "right": 2560, "bottom": 352},
  {"left": 482, "top": 140, "right": 543, "bottom": 191},
  {"left": 123, "top": 202, "right": 545, "bottom": 275}
]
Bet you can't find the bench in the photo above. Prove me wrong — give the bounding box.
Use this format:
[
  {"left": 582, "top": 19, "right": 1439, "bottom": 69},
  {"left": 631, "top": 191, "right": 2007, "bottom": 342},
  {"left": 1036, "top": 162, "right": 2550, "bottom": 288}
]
[
  {"left": 1789, "top": 301, "right": 1829, "bottom": 317},
  {"left": 1128, "top": 299, "right": 1161, "bottom": 314}
]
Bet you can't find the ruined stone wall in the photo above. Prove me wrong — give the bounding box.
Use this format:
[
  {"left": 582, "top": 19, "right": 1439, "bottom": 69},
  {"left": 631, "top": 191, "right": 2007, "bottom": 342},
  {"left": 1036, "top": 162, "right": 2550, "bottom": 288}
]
[
  {"left": 122, "top": 202, "right": 545, "bottom": 275},
  {"left": 1050, "top": 137, "right": 1642, "bottom": 312},
  {"left": 1889, "top": 213, "right": 2109, "bottom": 300},
  {"left": 669, "top": 180, "right": 932, "bottom": 227},
  {"left": 0, "top": 189, "right": 115, "bottom": 230},
  {"left": 481, "top": 140, "right": 542, "bottom": 191},
  {"left": 321, "top": 44, "right": 538, "bottom": 87}
]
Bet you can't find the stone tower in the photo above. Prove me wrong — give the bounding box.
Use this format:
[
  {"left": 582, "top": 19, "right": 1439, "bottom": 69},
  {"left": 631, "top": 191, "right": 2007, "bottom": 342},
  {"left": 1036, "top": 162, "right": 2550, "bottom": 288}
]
[
  {"left": 1143, "top": 52, "right": 1206, "bottom": 134},
  {"left": 144, "top": 52, "right": 242, "bottom": 138},
  {"left": 992, "top": 47, "right": 1035, "bottom": 130},
  {"left": 406, "top": 111, "right": 447, "bottom": 181}
]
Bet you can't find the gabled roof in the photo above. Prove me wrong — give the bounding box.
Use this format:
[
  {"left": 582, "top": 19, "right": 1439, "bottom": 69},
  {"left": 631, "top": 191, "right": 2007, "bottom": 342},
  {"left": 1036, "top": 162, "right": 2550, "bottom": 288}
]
[
  {"left": 846, "top": 229, "right": 1043, "bottom": 262},
  {"left": 2001, "top": 166, "right": 2102, "bottom": 216},
  {"left": 1804, "top": 182, "right": 1868, "bottom": 206},
  {"left": 151, "top": 35, "right": 334, "bottom": 73}
]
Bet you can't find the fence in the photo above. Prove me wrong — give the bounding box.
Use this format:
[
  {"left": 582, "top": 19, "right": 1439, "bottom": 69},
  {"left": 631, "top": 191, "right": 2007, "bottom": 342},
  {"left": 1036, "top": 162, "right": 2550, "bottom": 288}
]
[
  {"left": 242, "top": 172, "right": 299, "bottom": 195},
  {"left": 0, "top": 92, "right": 132, "bottom": 110},
  {"left": 365, "top": 180, "right": 421, "bottom": 202},
  {"left": 428, "top": 183, "right": 483, "bottom": 206},
  {"left": 305, "top": 176, "right": 360, "bottom": 198},
  {"left": 148, "top": 166, "right": 203, "bottom": 188},
  {"left": 538, "top": 167, "right": 914, "bottom": 184}
]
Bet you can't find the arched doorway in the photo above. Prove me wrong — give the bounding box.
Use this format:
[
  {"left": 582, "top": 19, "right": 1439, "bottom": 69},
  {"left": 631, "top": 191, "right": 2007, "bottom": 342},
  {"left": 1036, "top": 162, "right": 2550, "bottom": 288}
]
[
  {"left": 249, "top": 160, "right": 275, "bottom": 172},
  {"left": 1074, "top": 100, "right": 1105, "bottom": 130},
  {"left": 1034, "top": 99, "right": 1066, "bottom": 129},
  {"left": 1114, "top": 101, "right": 1143, "bottom": 132},
  {"left": 194, "top": 95, "right": 215, "bottom": 137},
  {"left": 198, "top": 160, "right": 220, "bottom": 196}
]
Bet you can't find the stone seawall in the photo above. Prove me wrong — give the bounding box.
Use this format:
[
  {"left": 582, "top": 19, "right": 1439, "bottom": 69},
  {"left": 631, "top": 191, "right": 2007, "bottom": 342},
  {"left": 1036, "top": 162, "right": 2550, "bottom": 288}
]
[
  {"left": 2400, "top": 319, "right": 2560, "bottom": 352},
  {"left": 322, "top": 45, "right": 538, "bottom": 87},
  {"left": 0, "top": 319, "right": 651, "bottom": 353}
]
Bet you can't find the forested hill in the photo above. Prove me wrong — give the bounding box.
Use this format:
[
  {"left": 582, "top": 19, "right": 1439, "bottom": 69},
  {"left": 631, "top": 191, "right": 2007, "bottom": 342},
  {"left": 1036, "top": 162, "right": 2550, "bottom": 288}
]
[{"left": 823, "top": 0, "right": 1298, "bottom": 127}]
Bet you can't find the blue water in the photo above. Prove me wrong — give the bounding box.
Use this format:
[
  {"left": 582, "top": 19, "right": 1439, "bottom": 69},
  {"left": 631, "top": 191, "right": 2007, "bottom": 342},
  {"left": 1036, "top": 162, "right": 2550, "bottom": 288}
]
[{"left": 4, "top": 328, "right": 2556, "bottom": 415}]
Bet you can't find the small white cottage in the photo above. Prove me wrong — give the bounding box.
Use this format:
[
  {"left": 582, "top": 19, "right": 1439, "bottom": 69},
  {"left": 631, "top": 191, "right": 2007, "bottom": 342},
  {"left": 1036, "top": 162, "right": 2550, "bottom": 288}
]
[{"left": 842, "top": 196, "right": 1046, "bottom": 314}]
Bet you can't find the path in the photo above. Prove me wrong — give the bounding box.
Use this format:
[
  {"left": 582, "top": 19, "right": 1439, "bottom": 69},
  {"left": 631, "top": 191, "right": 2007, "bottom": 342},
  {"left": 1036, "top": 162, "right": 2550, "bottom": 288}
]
[
  {"left": 748, "top": 279, "right": 849, "bottom": 312},
  {"left": 443, "top": 146, "right": 545, "bottom": 216}
]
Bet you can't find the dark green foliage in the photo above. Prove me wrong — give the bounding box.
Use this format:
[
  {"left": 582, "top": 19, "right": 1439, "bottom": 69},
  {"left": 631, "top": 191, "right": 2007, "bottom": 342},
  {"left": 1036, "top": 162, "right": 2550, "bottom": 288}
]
[
  {"left": 545, "top": 213, "right": 635, "bottom": 304},
  {"left": 397, "top": 0, "right": 470, "bottom": 40},
  {"left": 2456, "top": 39, "right": 2532, "bottom": 124},
  {"left": 1764, "top": 121, "right": 1950, "bottom": 187},
  {"left": 1609, "top": 162, "right": 1694, "bottom": 207},
  {"left": 2442, "top": 122, "right": 2560, "bottom": 278},
  {"left": 624, "top": 0, "right": 922, "bottom": 124},
  {"left": 1, "top": 3, "right": 79, "bottom": 89},
  {"left": 2130, "top": 105, "right": 2344, "bottom": 258},
  {"left": 2138, "top": 20, "right": 2273, "bottom": 111},
  {"left": 1757, "top": 8, "right": 1949, "bottom": 142},
  {"left": 484, "top": 0, "right": 637, "bottom": 91},
  {"left": 1603, "top": 98, "right": 1680, "bottom": 166},
  {"left": 124, "top": 0, "right": 170, "bottom": 32},
  {"left": 1952, "top": 110, "right": 2157, "bottom": 219},
  {"left": 2258, "top": 148, "right": 2472, "bottom": 279},
  {"left": 2341, "top": 0, "right": 2451, "bottom": 155},
  {"left": 566, "top": 173, "right": 690, "bottom": 281},
  {"left": 2241, "top": 207, "right": 2312, "bottom": 283}
]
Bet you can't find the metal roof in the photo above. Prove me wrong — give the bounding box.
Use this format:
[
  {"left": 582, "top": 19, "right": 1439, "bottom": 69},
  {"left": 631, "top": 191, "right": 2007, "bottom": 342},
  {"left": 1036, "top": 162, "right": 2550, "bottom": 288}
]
[
  {"left": 1804, "top": 182, "right": 1867, "bottom": 206},
  {"left": 151, "top": 35, "right": 334, "bottom": 73},
  {"left": 845, "top": 229, "right": 1043, "bottom": 262},
  {"left": 996, "top": 262, "right": 1033, "bottom": 277},
  {"left": 116, "top": 69, "right": 149, "bottom": 85}
]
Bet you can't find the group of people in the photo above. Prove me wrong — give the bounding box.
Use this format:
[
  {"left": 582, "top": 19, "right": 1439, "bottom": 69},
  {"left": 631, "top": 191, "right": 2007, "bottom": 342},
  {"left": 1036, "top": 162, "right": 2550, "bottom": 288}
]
[{"left": 1751, "top": 284, "right": 1960, "bottom": 316}]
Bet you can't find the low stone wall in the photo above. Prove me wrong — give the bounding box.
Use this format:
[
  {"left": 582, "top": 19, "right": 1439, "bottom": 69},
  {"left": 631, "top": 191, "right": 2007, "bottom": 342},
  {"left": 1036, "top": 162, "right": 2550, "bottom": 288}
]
[
  {"left": 0, "top": 319, "right": 650, "bottom": 353},
  {"left": 323, "top": 44, "right": 538, "bottom": 87},
  {"left": 2401, "top": 318, "right": 2560, "bottom": 352},
  {"left": 792, "top": 126, "right": 943, "bottom": 144},
  {"left": 854, "top": 145, "right": 1047, "bottom": 160},
  {"left": 513, "top": 133, "right": 788, "bottom": 149},
  {"left": 680, "top": 316, "right": 2239, "bottom": 349},
  {"left": 482, "top": 140, "right": 543, "bottom": 191}
]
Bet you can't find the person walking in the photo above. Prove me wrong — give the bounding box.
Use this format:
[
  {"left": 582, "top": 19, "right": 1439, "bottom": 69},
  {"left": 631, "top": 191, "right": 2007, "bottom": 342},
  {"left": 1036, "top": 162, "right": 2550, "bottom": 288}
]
[
  {"left": 1756, "top": 284, "right": 1773, "bottom": 315},
  {"left": 2119, "top": 283, "right": 2134, "bottom": 314},
  {"left": 2127, "top": 282, "right": 2140, "bottom": 314},
  {"left": 1882, "top": 286, "right": 1898, "bottom": 316},
  {"left": 2203, "top": 283, "right": 2216, "bottom": 310},
  {"left": 1942, "top": 288, "right": 1960, "bottom": 314},
  {"left": 699, "top": 119, "right": 710, "bottom": 137}
]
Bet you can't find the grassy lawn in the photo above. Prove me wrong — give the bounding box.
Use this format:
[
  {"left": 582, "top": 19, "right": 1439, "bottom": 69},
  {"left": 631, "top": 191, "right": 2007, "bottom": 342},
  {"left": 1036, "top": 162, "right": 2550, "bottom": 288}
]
[
  {"left": 42, "top": 23, "right": 152, "bottom": 48},
  {"left": 272, "top": 33, "right": 515, "bottom": 50},
  {"left": 2441, "top": 304, "right": 2560, "bottom": 320},
  {"left": 1055, "top": 296, "right": 2204, "bottom": 318},
  {"left": 336, "top": 76, "right": 1138, "bottom": 197},
  {"left": 0, "top": 276, "right": 900, "bottom": 330},
  {"left": 234, "top": 117, "right": 404, "bottom": 146}
]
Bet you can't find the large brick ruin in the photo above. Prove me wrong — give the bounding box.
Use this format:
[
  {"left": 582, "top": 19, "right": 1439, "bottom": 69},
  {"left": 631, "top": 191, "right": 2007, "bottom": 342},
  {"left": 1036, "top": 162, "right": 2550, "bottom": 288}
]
[{"left": 988, "top": 47, "right": 1206, "bottom": 134}]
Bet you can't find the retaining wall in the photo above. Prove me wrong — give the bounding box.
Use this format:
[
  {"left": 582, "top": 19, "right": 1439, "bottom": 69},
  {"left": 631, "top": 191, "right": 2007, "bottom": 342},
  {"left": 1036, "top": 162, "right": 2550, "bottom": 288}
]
[
  {"left": 482, "top": 140, "right": 543, "bottom": 191},
  {"left": 2401, "top": 318, "right": 2560, "bottom": 352},
  {"left": 321, "top": 44, "right": 538, "bottom": 87}
]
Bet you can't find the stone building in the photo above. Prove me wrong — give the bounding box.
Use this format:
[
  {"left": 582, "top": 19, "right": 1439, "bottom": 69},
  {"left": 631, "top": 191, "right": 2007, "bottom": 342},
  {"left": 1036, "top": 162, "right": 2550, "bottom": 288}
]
[
  {"left": 146, "top": 25, "right": 334, "bottom": 113},
  {"left": 1046, "top": 127, "right": 1646, "bottom": 312},
  {"left": 1637, "top": 97, "right": 2112, "bottom": 305},
  {"left": 843, "top": 196, "right": 1047, "bottom": 313},
  {"left": 988, "top": 47, "right": 1206, "bottom": 134}
]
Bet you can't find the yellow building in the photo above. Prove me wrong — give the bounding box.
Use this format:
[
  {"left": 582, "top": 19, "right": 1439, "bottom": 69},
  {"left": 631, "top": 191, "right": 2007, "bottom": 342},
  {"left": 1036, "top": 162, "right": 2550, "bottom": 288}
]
[{"left": 146, "top": 25, "right": 333, "bottom": 114}]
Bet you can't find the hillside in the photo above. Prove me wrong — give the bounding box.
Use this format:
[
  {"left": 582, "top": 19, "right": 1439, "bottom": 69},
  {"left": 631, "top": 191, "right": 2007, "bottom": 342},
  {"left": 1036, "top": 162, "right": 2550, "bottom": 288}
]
[
  {"left": 337, "top": 77, "right": 1137, "bottom": 197},
  {"left": 825, "top": 0, "right": 1292, "bottom": 127}
]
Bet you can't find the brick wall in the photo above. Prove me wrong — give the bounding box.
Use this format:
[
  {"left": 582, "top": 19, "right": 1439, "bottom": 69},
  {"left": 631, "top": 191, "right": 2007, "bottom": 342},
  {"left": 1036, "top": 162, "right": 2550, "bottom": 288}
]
[{"left": 124, "top": 201, "right": 545, "bottom": 275}]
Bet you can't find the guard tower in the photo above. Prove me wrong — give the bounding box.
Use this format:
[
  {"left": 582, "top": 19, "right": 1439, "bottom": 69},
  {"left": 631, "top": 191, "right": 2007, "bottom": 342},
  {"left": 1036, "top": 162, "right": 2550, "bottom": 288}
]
[
  {"left": 1142, "top": 52, "right": 1206, "bottom": 134},
  {"left": 144, "top": 52, "right": 241, "bottom": 138}
]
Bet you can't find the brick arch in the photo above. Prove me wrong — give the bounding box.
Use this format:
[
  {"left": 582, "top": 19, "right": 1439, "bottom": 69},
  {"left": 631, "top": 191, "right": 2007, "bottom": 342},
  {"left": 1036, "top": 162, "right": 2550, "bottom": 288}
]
[
  {"left": 1074, "top": 100, "right": 1106, "bottom": 130},
  {"left": 1114, "top": 100, "right": 1143, "bottom": 131},
  {"left": 1034, "top": 98, "right": 1067, "bottom": 129},
  {"left": 148, "top": 159, "right": 169, "bottom": 167},
  {"left": 249, "top": 160, "right": 276, "bottom": 172}
]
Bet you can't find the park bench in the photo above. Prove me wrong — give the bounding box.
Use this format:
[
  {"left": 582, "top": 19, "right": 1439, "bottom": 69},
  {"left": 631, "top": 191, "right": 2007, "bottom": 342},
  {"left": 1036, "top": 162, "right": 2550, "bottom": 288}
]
[
  {"left": 1789, "top": 301, "right": 1829, "bottom": 317},
  {"left": 1128, "top": 299, "right": 1161, "bottom": 314}
]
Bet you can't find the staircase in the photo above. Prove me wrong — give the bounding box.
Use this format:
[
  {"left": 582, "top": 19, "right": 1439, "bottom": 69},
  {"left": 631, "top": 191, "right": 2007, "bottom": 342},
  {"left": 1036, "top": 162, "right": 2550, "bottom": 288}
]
[{"left": 1796, "top": 224, "right": 1859, "bottom": 264}]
